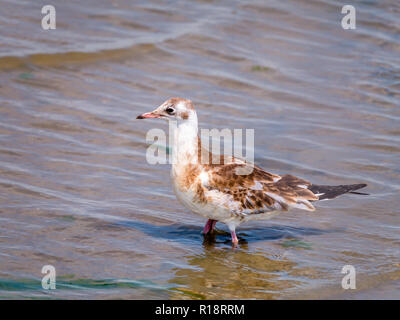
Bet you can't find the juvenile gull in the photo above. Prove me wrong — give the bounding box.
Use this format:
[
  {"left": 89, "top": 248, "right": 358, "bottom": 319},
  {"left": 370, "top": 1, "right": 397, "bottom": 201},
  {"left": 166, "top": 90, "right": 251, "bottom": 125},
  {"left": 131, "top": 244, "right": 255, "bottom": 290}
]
[{"left": 137, "top": 98, "right": 367, "bottom": 245}]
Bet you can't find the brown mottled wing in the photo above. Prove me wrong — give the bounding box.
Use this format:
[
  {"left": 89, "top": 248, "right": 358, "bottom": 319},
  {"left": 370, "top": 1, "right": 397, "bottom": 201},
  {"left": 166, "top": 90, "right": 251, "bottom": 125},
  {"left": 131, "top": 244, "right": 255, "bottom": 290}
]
[{"left": 204, "top": 162, "right": 318, "bottom": 216}]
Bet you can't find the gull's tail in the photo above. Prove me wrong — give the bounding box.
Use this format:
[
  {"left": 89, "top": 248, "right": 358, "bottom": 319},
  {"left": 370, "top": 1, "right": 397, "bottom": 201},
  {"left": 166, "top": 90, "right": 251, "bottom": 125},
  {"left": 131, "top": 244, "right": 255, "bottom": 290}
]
[{"left": 309, "top": 183, "right": 368, "bottom": 201}]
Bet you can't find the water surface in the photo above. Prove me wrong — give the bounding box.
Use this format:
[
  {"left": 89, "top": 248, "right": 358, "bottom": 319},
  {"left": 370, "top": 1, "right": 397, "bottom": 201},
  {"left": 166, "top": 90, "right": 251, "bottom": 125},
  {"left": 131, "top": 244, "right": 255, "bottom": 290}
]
[{"left": 0, "top": 0, "right": 399, "bottom": 299}]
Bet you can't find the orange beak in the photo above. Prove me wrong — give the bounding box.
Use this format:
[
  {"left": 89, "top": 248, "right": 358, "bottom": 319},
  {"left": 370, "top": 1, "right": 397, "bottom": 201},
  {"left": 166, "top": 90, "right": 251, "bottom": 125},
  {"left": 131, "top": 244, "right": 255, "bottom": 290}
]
[{"left": 136, "top": 112, "right": 161, "bottom": 119}]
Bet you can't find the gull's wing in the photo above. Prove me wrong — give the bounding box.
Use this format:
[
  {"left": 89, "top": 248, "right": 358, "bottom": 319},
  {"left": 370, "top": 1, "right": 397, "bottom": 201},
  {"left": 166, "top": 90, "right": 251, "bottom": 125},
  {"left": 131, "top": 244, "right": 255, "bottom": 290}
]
[{"left": 200, "top": 161, "right": 318, "bottom": 216}]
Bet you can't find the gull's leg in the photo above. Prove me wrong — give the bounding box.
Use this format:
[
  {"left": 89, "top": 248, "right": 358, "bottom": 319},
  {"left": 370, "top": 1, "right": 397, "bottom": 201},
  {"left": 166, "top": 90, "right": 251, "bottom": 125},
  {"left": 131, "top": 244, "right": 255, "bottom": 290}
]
[
  {"left": 227, "top": 222, "right": 239, "bottom": 245},
  {"left": 230, "top": 230, "right": 239, "bottom": 245},
  {"left": 211, "top": 220, "right": 217, "bottom": 232},
  {"left": 202, "top": 219, "right": 217, "bottom": 234}
]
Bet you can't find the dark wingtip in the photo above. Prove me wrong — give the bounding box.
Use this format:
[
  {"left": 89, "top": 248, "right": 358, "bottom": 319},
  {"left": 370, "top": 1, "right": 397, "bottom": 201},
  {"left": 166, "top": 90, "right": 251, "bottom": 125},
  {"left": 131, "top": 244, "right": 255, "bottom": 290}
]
[
  {"left": 348, "top": 191, "right": 369, "bottom": 195},
  {"left": 136, "top": 115, "right": 144, "bottom": 119},
  {"left": 354, "top": 183, "right": 367, "bottom": 189},
  {"left": 310, "top": 182, "right": 369, "bottom": 200},
  {"left": 349, "top": 183, "right": 368, "bottom": 195}
]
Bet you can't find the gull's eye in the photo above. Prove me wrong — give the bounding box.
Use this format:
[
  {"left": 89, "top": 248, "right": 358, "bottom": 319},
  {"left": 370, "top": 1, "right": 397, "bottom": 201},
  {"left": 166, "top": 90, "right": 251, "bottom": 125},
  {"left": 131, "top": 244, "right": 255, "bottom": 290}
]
[{"left": 166, "top": 107, "right": 175, "bottom": 114}]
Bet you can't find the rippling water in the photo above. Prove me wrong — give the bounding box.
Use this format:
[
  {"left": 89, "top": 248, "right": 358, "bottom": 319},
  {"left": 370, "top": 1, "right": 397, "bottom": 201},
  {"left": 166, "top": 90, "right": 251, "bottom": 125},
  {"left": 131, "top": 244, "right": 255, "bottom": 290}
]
[{"left": 0, "top": 0, "right": 399, "bottom": 299}]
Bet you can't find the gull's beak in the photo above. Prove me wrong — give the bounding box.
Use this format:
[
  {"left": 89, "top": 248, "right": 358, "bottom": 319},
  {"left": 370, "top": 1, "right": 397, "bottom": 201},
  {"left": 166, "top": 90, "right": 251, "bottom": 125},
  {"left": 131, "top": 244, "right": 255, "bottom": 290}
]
[{"left": 136, "top": 111, "right": 161, "bottom": 119}]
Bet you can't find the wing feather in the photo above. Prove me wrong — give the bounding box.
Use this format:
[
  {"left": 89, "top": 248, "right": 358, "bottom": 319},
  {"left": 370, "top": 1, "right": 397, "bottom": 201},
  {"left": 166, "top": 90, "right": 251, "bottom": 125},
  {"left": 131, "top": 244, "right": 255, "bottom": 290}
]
[{"left": 201, "top": 161, "right": 318, "bottom": 216}]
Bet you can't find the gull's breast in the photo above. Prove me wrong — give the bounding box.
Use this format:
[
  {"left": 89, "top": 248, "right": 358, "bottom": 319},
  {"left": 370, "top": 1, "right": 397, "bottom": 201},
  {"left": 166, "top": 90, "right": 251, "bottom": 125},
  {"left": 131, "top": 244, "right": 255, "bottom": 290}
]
[{"left": 171, "top": 164, "right": 233, "bottom": 221}]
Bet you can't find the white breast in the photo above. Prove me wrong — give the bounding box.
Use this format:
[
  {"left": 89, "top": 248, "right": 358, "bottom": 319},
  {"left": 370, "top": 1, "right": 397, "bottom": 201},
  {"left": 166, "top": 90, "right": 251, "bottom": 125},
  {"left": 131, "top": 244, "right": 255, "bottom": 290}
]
[{"left": 171, "top": 168, "right": 234, "bottom": 221}]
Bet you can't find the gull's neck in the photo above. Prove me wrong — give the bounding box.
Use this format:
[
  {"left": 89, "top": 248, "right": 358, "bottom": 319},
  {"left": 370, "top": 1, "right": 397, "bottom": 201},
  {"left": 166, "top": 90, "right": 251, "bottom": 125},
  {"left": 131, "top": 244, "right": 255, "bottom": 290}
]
[{"left": 171, "top": 113, "right": 199, "bottom": 168}]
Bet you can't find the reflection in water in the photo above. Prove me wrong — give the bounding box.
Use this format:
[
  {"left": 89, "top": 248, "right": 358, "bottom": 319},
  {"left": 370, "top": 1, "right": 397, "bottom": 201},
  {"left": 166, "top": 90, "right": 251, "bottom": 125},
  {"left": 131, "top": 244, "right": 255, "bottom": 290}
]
[
  {"left": 165, "top": 220, "right": 335, "bottom": 299},
  {"left": 115, "top": 219, "right": 328, "bottom": 244},
  {"left": 169, "top": 246, "right": 298, "bottom": 299}
]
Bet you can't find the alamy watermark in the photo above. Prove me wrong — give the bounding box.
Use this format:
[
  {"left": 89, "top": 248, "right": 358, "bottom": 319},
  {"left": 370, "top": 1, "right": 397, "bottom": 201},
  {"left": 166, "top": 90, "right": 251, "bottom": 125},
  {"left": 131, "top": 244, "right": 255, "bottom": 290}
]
[
  {"left": 40, "top": 5, "right": 355, "bottom": 31},
  {"left": 41, "top": 265, "right": 56, "bottom": 289},
  {"left": 341, "top": 265, "right": 356, "bottom": 289},
  {"left": 341, "top": 5, "right": 356, "bottom": 30},
  {"left": 41, "top": 5, "right": 56, "bottom": 30},
  {"left": 145, "top": 121, "right": 254, "bottom": 174}
]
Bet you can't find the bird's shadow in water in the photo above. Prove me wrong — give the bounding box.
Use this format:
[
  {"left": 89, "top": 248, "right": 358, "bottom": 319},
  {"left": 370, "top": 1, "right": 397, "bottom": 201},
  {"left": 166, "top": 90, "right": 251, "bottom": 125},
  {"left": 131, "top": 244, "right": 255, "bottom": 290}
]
[{"left": 114, "top": 219, "right": 338, "bottom": 248}]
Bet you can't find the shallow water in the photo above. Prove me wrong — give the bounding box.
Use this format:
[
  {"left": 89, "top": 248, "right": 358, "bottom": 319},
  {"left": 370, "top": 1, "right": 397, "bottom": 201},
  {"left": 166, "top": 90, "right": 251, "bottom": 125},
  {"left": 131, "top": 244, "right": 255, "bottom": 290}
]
[{"left": 0, "top": 0, "right": 399, "bottom": 299}]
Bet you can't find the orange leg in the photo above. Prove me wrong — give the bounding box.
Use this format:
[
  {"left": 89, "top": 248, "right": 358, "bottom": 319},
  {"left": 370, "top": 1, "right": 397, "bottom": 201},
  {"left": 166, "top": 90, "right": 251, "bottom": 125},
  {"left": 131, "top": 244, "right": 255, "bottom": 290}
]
[
  {"left": 231, "top": 230, "right": 239, "bottom": 245},
  {"left": 227, "top": 223, "right": 239, "bottom": 245},
  {"left": 202, "top": 219, "right": 217, "bottom": 234}
]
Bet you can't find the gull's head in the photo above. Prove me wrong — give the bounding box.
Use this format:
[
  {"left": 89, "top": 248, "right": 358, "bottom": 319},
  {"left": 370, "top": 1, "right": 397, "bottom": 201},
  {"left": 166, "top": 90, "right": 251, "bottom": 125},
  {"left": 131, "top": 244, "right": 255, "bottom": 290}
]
[{"left": 136, "top": 97, "right": 196, "bottom": 122}]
